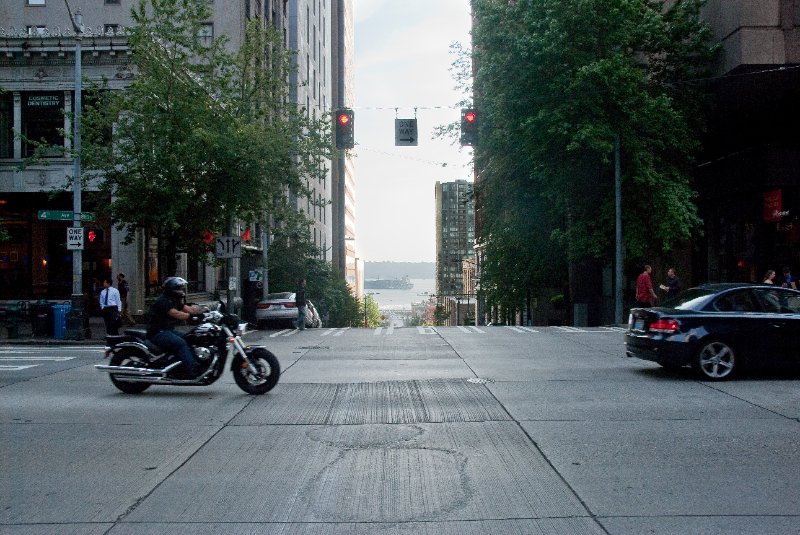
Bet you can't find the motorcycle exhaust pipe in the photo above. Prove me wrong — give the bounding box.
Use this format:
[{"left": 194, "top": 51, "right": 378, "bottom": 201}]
[{"left": 94, "top": 361, "right": 181, "bottom": 377}]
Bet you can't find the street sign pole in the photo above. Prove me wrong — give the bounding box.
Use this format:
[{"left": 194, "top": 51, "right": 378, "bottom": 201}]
[{"left": 66, "top": 1, "right": 85, "bottom": 340}]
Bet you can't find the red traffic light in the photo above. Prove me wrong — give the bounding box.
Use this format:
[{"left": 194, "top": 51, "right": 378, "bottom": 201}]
[
  {"left": 338, "top": 113, "right": 350, "bottom": 126},
  {"left": 88, "top": 230, "right": 97, "bottom": 243},
  {"left": 464, "top": 111, "right": 476, "bottom": 123}
]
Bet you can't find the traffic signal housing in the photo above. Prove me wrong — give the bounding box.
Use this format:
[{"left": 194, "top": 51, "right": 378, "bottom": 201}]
[
  {"left": 460, "top": 108, "right": 478, "bottom": 146},
  {"left": 335, "top": 108, "right": 354, "bottom": 149},
  {"left": 86, "top": 228, "right": 104, "bottom": 245}
]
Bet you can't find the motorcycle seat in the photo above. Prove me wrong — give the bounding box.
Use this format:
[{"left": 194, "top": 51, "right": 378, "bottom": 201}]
[{"left": 124, "top": 328, "right": 147, "bottom": 339}]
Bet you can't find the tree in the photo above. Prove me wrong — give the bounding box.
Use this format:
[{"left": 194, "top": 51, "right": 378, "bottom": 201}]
[
  {"left": 469, "top": 0, "right": 716, "bottom": 316},
  {"left": 360, "top": 294, "right": 382, "bottom": 328},
  {"left": 82, "top": 0, "right": 333, "bottom": 279}
]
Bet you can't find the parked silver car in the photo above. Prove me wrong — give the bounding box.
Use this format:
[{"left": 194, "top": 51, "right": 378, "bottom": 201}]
[{"left": 255, "top": 292, "right": 322, "bottom": 329}]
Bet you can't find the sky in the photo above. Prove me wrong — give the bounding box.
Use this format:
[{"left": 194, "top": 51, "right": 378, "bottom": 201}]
[{"left": 352, "top": 0, "right": 473, "bottom": 263}]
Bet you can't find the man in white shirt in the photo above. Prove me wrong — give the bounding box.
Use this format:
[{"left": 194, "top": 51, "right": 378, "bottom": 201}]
[{"left": 99, "top": 278, "right": 122, "bottom": 335}]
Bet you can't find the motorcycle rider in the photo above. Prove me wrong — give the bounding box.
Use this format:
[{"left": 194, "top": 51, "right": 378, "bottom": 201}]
[{"left": 146, "top": 277, "right": 205, "bottom": 377}]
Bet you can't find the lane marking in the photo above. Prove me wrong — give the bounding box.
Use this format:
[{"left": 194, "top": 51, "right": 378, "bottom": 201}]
[{"left": 0, "top": 364, "right": 39, "bottom": 371}]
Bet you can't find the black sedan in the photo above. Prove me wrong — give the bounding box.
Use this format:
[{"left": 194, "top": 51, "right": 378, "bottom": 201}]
[{"left": 625, "top": 283, "right": 800, "bottom": 380}]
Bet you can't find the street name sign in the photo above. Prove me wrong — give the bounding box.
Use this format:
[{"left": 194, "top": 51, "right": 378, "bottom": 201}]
[
  {"left": 395, "top": 118, "right": 418, "bottom": 146},
  {"left": 66, "top": 227, "right": 84, "bottom": 250},
  {"left": 38, "top": 210, "right": 96, "bottom": 222},
  {"left": 216, "top": 236, "right": 241, "bottom": 259}
]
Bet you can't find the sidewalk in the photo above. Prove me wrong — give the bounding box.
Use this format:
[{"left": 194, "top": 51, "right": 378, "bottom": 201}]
[{"left": 1, "top": 315, "right": 140, "bottom": 345}]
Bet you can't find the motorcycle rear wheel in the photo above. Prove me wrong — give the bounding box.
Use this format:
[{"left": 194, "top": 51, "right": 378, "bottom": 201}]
[
  {"left": 232, "top": 348, "right": 280, "bottom": 395},
  {"left": 109, "top": 348, "right": 151, "bottom": 394}
]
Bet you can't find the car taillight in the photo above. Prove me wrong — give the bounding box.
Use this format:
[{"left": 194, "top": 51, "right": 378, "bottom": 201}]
[
  {"left": 649, "top": 318, "right": 679, "bottom": 334},
  {"left": 284, "top": 303, "right": 296, "bottom": 308},
  {"left": 256, "top": 303, "right": 271, "bottom": 309}
]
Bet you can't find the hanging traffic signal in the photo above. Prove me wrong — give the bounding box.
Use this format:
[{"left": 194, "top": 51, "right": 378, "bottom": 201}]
[
  {"left": 335, "top": 108, "right": 354, "bottom": 149},
  {"left": 460, "top": 108, "right": 478, "bottom": 146}
]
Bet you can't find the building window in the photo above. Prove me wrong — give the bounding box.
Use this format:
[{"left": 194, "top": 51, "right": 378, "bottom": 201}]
[
  {"left": 0, "top": 93, "right": 13, "bottom": 159},
  {"left": 104, "top": 24, "right": 119, "bottom": 35},
  {"left": 197, "top": 23, "right": 213, "bottom": 46},
  {"left": 26, "top": 26, "right": 47, "bottom": 36},
  {"left": 22, "top": 92, "right": 64, "bottom": 158}
]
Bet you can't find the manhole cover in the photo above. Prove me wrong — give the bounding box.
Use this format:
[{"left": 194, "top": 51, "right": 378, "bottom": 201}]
[{"left": 467, "top": 377, "right": 494, "bottom": 384}]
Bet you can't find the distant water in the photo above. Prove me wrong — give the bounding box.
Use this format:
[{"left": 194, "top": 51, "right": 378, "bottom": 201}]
[{"left": 369, "top": 279, "right": 435, "bottom": 310}]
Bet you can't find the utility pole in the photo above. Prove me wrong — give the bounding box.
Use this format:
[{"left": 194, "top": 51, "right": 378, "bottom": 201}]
[
  {"left": 66, "top": 0, "right": 85, "bottom": 339},
  {"left": 614, "top": 133, "right": 623, "bottom": 325}
]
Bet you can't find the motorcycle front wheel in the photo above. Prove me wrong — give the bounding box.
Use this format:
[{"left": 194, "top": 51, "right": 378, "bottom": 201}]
[
  {"left": 109, "top": 348, "right": 151, "bottom": 394},
  {"left": 232, "top": 348, "right": 280, "bottom": 395}
]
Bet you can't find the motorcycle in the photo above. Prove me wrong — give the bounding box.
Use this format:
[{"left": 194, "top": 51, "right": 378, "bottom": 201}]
[{"left": 95, "top": 303, "right": 280, "bottom": 395}]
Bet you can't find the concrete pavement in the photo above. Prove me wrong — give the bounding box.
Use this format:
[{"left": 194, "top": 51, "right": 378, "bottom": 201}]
[{"left": 1, "top": 325, "right": 799, "bottom": 534}]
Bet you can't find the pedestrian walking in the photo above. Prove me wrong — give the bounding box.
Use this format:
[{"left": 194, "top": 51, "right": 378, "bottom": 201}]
[
  {"left": 635, "top": 265, "right": 657, "bottom": 308},
  {"left": 116, "top": 273, "right": 136, "bottom": 326},
  {"left": 99, "top": 278, "right": 122, "bottom": 335},
  {"left": 762, "top": 269, "right": 776, "bottom": 285},
  {"left": 780, "top": 266, "right": 797, "bottom": 289},
  {"left": 294, "top": 278, "right": 307, "bottom": 330}
]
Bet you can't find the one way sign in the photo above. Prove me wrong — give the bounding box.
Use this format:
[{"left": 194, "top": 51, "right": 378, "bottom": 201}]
[
  {"left": 395, "top": 118, "right": 418, "bottom": 146},
  {"left": 215, "top": 236, "right": 241, "bottom": 259}
]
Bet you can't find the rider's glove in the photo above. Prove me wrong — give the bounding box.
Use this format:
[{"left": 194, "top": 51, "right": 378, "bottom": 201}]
[{"left": 189, "top": 313, "right": 205, "bottom": 324}]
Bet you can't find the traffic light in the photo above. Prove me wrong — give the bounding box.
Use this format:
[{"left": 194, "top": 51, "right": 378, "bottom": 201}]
[
  {"left": 86, "top": 228, "right": 104, "bottom": 245},
  {"left": 460, "top": 108, "right": 478, "bottom": 146},
  {"left": 335, "top": 108, "right": 354, "bottom": 149}
]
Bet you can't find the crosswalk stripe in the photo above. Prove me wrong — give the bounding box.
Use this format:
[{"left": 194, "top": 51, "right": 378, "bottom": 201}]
[
  {"left": 374, "top": 328, "right": 383, "bottom": 336},
  {"left": 0, "top": 356, "right": 76, "bottom": 361},
  {"left": 333, "top": 328, "right": 349, "bottom": 337},
  {"left": 457, "top": 326, "right": 471, "bottom": 333},
  {"left": 320, "top": 329, "right": 335, "bottom": 337},
  {"left": 270, "top": 329, "right": 292, "bottom": 338},
  {"left": 518, "top": 326, "right": 539, "bottom": 333},
  {"left": 506, "top": 326, "right": 525, "bottom": 333},
  {"left": 387, "top": 326, "right": 395, "bottom": 335}
]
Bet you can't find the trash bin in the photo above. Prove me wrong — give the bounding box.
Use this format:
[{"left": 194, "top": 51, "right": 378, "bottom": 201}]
[
  {"left": 32, "top": 300, "right": 53, "bottom": 337},
  {"left": 5, "top": 303, "right": 22, "bottom": 339},
  {"left": 52, "top": 303, "right": 72, "bottom": 340}
]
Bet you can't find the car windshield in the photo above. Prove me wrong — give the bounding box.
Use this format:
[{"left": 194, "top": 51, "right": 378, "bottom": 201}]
[
  {"left": 264, "top": 292, "right": 293, "bottom": 301},
  {"left": 661, "top": 287, "right": 717, "bottom": 310}
]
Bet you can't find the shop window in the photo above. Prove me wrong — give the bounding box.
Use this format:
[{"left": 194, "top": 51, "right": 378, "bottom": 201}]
[
  {"left": 22, "top": 92, "right": 64, "bottom": 158},
  {"left": 0, "top": 93, "right": 13, "bottom": 159}
]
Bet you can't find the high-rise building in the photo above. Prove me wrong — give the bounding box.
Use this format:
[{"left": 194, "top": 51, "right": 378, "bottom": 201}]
[
  {"left": 329, "top": 0, "right": 358, "bottom": 296},
  {"left": 435, "top": 180, "right": 475, "bottom": 299},
  {"left": 0, "top": 1, "right": 355, "bottom": 312}
]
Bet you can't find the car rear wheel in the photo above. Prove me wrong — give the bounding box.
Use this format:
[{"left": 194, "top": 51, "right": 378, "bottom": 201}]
[{"left": 693, "top": 339, "right": 736, "bottom": 380}]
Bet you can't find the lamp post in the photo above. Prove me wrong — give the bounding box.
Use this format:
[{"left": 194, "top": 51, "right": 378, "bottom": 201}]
[{"left": 65, "top": 0, "right": 84, "bottom": 339}]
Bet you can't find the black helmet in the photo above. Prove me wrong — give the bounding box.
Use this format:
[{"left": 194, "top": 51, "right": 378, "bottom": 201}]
[{"left": 163, "top": 276, "right": 188, "bottom": 298}]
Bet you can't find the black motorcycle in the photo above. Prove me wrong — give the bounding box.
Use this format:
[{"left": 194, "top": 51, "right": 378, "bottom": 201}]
[{"left": 95, "top": 304, "right": 280, "bottom": 395}]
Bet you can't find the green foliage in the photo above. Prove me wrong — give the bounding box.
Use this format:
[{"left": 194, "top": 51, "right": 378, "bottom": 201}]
[
  {"left": 81, "top": 0, "right": 333, "bottom": 275},
  {"left": 433, "top": 304, "right": 449, "bottom": 326},
  {"left": 265, "top": 213, "right": 360, "bottom": 328},
  {"left": 469, "top": 0, "right": 717, "bottom": 306},
  {"left": 359, "top": 294, "right": 382, "bottom": 328}
]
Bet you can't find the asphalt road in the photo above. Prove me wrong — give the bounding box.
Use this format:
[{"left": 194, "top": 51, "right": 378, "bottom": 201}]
[{"left": 1, "top": 325, "right": 799, "bottom": 534}]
